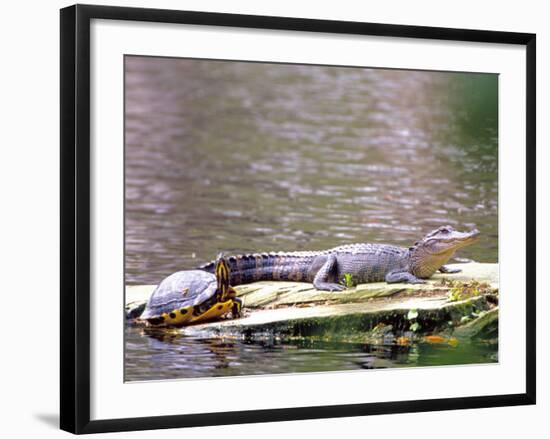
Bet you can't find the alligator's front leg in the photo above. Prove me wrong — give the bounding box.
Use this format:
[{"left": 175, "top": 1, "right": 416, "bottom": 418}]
[
  {"left": 385, "top": 271, "right": 426, "bottom": 284},
  {"left": 313, "top": 254, "right": 346, "bottom": 291},
  {"left": 439, "top": 265, "right": 461, "bottom": 274}
]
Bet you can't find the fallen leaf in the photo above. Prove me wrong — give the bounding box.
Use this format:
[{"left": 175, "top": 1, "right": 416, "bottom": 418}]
[{"left": 424, "top": 335, "right": 446, "bottom": 344}]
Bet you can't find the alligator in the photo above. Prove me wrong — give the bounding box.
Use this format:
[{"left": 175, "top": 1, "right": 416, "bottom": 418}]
[{"left": 199, "top": 226, "right": 480, "bottom": 291}]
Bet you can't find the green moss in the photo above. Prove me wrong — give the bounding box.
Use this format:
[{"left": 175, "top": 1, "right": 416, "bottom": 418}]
[{"left": 441, "top": 279, "right": 493, "bottom": 302}]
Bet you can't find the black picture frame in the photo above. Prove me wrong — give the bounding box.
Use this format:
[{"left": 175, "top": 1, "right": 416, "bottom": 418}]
[{"left": 60, "top": 3, "right": 536, "bottom": 434}]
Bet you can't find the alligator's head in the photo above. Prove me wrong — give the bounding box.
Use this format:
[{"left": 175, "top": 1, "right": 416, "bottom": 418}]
[{"left": 409, "top": 225, "right": 480, "bottom": 278}]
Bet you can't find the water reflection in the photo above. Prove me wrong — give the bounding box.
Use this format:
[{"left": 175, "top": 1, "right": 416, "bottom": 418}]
[{"left": 125, "top": 325, "right": 497, "bottom": 381}]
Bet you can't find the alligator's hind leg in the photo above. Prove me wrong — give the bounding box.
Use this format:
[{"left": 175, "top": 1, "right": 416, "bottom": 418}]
[
  {"left": 439, "top": 265, "right": 461, "bottom": 274},
  {"left": 313, "top": 254, "right": 346, "bottom": 291},
  {"left": 385, "top": 271, "right": 426, "bottom": 284}
]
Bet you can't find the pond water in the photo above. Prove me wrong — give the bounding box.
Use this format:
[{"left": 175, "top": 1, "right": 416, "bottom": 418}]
[
  {"left": 125, "top": 326, "right": 498, "bottom": 381},
  {"left": 124, "top": 56, "right": 498, "bottom": 381}
]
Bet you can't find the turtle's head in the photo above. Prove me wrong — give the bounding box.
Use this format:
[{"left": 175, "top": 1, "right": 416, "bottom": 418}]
[
  {"left": 409, "top": 226, "right": 480, "bottom": 278},
  {"left": 215, "top": 253, "right": 232, "bottom": 300}
]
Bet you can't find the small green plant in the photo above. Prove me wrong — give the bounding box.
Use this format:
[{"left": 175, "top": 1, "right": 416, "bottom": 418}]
[
  {"left": 410, "top": 322, "right": 421, "bottom": 332},
  {"left": 341, "top": 273, "right": 354, "bottom": 288},
  {"left": 448, "top": 287, "right": 462, "bottom": 302}
]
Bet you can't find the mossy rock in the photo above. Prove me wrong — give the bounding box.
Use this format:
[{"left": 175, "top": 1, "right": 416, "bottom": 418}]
[{"left": 126, "top": 262, "right": 498, "bottom": 340}]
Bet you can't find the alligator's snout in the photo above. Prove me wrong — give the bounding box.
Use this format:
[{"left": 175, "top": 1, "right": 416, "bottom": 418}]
[
  {"left": 419, "top": 225, "right": 480, "bottom": 255},
  {"left": 461, "top": 228, "right": 480, "bottom": 243},
  {"left": 443, "top": 229, "right": 479, "bottom": 257},
  {"left": 448, "top": 228, "right": 480, "bottom": 245}
]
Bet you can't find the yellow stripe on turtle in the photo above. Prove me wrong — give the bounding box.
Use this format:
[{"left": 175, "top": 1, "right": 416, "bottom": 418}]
[{"left": 190, "top": 299, "right": 235, "bottom": 324}]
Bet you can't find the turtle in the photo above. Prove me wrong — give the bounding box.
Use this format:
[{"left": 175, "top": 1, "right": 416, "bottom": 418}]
[{"left": 138, "top": 255, "right": 242, "bottom": 327}]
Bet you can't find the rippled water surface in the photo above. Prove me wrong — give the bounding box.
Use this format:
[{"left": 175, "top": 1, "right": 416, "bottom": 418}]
[
  {"left": 125, "top": 327, "right": 497, "bottom": 381},
  {"left": 124, "top": 56, "right": 498, "bottom": 380}
]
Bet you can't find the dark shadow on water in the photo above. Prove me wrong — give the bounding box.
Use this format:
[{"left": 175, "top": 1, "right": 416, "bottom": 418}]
[{"left": 34, "top": 413, "right": 59, "bottom": 429}]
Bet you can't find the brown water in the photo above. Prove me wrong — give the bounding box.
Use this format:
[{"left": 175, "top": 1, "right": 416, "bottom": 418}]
[{"left": 124, "top": 56, "right": 498, "bottom": 380}]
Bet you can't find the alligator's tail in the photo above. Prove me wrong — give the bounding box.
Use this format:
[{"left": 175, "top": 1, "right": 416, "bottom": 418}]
[{"left": 198, "top": 251, "right": 319, "bottom": 286}]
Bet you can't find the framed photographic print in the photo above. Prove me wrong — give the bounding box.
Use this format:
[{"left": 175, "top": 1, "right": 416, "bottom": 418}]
[{"left": 60, "top": 4, "right": 536, "bottom": 434}]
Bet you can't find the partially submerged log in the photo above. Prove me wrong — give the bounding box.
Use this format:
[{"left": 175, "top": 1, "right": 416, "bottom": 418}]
[{"left": 126, "top": 262, "right": 498, "bottom": 342}]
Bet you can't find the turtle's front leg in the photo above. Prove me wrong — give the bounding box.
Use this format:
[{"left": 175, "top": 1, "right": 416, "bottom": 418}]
[
  {"left": 439, "top": 265, "right": 461, "bottom": 274},
  {"left": 232, "top": 297, "right": 243, "bottom": 318}
]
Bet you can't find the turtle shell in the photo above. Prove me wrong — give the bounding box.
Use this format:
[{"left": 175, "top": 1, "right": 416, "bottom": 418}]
[{"left": 140, "top": 270, "right": 218, "bottom": 322}]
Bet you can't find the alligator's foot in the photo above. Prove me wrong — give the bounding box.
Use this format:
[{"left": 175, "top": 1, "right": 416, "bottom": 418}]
[
  {"left": 313, "top": 281, "right": 346, "bottom": 292},
  {"left": 385, "top": 271, "right": 426, "bottom": 284},
  {"left": 439, "top": 265, "right": 462, "bottom": 274},
  {"left": 409, "top": 279, "right": 427, "bottom": 284}
]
